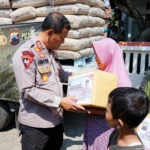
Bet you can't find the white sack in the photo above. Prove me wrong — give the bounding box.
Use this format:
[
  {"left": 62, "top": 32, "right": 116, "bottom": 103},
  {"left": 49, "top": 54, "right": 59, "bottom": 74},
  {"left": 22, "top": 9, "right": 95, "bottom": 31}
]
[
  {"left": 93, "top": 17, "right": 105, "bottom": 26},
  {"left": 0, "top": 0, "right": 11, "bottom": 8},
  {"left": 90, "top": 27, "right": 104, "bottom": 36},
  {"left": 55, "top": 47, "right": 93, "bottom": 59},
  {"left": 58, "top": 3, "right": 89, "bottom": 15},
  {"left": 84, "top": 0, "right": 94, "bottom": 6},
  {"left": 0, "top": 17, "right": 12, "bottom": 24},
  {"left": 10, "top": 7, "right": 36, "bottom": 22},
  {"left": 65, "top": 15, "right": 93, "bottom": 29},
  {"left": 12, "top": 0, "right": 49, "bottom": 8},
  {"left": 89, "top": 7, "right": 105, "bottom": 18},
  {"left": 0, "top": 9, "right": 12, "bottom": 17},
  {"left": 15, "top": 17, "right": 45, "bottom": 24},
  {"left": 93, "top": 0, "right": 105, "bottom": 9},
  {"left": 67, "top": 27, "right": 91, "bottom": 38},
  {"left": 58, "top": 37, "right": 91, "bottom": 51},
  {"left": 49, "top": 0, "right": 81, "bottom": 5},
  {"left": 36, "top": 6, "right": 59, "bottom": 17}
]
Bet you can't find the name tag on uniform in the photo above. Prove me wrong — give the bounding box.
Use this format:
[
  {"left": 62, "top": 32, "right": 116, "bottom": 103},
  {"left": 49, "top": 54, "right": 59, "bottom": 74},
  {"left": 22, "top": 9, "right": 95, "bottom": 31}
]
[{"left": 38, "top": 59, "right": 49, "bottom": 65}]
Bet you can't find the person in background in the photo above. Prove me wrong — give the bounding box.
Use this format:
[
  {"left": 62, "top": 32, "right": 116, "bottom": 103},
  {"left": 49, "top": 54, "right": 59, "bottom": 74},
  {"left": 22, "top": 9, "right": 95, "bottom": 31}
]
[
  {"left": 110, "top": 26, "right": 123, "bottom": 43},
  {"left": 12, "top": 12, "right": 85, "bottom": 150},
  {"left": 83, "top": 38, "right": 132, "bottom": 150},
  {"left": 107, "top": 87, "right": 149, "bottom": 150}
]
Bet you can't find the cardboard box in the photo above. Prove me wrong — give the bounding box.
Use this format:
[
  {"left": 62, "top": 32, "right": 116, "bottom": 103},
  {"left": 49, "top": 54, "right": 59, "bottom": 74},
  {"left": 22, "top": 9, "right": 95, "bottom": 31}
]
[
  {"left": 67, "top": 69, "right": 118, "bottom": 108},
  {"left": 136, "top": 114, "right": 150, "bottom": 149}
]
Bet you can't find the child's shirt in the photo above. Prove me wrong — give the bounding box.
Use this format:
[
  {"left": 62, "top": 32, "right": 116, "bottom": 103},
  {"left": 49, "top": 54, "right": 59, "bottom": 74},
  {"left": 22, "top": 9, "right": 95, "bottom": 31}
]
[{"left": 107, "top": 129, "right": 145, "bottom": 150}]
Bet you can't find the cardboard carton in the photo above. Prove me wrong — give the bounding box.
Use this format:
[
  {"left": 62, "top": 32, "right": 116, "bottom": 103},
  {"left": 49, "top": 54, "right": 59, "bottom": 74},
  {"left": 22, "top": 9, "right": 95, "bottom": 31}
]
[
  {"left": 67, "top": 69, "right": 118, "bottom": 108},
  {"left": 136, "top": 114, "right": 150, "bottom": 149}
]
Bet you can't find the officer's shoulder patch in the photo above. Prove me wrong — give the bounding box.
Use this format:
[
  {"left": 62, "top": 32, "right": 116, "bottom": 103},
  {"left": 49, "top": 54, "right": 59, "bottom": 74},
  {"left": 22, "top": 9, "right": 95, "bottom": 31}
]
[
  {"left": 36, "top": 40, "right": 43, "bottom": 49},
  {"left": 21, "top": 51, "right": 34, "bottom": 69},
  {"left": 22, "top": 51, "right": 34, "bottom": 58}
]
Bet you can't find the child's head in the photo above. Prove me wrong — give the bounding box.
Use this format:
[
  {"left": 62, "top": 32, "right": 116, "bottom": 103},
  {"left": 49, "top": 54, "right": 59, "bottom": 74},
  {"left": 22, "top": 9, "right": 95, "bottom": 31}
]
[{"left": 106, "top": 87, "right": 149, "bottom": 130}]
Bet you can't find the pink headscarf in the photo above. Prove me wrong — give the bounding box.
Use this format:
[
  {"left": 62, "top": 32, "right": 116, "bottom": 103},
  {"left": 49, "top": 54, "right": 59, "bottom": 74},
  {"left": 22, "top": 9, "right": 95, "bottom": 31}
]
[{"left": 92, "top": 38, "right": 132, "bottom": 87}]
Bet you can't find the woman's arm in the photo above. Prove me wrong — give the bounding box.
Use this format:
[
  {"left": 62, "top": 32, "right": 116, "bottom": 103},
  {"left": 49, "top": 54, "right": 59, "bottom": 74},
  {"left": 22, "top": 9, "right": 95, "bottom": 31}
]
[{"left": 85, "top": 108, "right": 106, "bottom": 115}]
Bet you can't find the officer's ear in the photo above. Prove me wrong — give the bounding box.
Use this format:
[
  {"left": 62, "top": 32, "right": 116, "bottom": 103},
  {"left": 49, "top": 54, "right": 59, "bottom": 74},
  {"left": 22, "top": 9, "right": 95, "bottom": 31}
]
[{"left": 47, "top": 29, "right": 53, "bottom": 38}]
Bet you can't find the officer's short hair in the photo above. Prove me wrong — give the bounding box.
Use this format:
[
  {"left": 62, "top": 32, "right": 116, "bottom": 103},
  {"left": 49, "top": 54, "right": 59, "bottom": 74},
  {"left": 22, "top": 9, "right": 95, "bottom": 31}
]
[
  {"left": 41, "top": 12, "right": 71, "bottom": 33},
  {"left": 86, "top": 80, "right": 89, "bottom": 83}
]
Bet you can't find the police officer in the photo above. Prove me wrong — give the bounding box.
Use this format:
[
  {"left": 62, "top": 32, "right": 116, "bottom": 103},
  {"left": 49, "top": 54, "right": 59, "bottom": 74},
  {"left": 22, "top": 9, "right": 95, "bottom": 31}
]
[{"left": 12, "top": 12, "right": 85, "bottom": 150}]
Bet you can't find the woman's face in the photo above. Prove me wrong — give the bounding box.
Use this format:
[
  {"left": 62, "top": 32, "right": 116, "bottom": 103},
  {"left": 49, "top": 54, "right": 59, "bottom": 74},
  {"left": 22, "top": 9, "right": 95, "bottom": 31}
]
[{"left": 95, "top": 54, "right": 104, "bottom": 70}]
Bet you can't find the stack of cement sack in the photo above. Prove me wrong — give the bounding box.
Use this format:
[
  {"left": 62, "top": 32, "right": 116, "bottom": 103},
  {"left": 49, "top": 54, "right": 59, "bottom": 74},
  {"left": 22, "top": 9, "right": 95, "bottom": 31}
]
[
  {"left": 49, "top": 0, "right": 105, "bottom": 59},
  {"left": 0, "top": 0, "right": 105, "bottom": 60},
  {"left": 0, "top": 0, "right": 12, "bottom": 24}
]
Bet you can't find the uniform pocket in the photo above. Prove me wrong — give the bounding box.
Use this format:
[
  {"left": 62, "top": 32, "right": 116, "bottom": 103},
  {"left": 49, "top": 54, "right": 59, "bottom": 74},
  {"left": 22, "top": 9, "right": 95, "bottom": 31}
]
[{"left": 37, "top": 65, "right": 52, "bottom": 83}]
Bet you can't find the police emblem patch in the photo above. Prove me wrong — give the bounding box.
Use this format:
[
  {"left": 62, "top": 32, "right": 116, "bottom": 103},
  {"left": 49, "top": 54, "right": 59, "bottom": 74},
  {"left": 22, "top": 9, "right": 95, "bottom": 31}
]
[
  {"left": 38, "top": 53, "right": 45, "bottom": 58},
  {"left": 34, "top": 47, "right": 42, "bottom": 52},
  {"left": 36, "top": 40, "right": 43, "bottom": 49},
  {"left": 42, "top": 73, "right": 48, "bottom": 82},
  {"left": 52, "top": 50, "right": 58, "bottom": 57},
  {"left": 21, "top": 51, "right": 34, "bottom": 69},
  {"left": 47, "top": 66, "right": 50, "bottom": 71},
  {"left": 53, "top": 53, "right": 58, "bottom": 57},
  {"left": 40, "top": 67, "right": 45, "bottom": 73},
  {"left": 9, "top": 27, "right": 20, "bottom": 46}
]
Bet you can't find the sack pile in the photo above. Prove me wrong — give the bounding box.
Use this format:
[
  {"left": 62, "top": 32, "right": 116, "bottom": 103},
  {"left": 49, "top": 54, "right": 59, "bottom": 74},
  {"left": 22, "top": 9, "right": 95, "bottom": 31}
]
[
  {"left": 0, "top": 0, "right": 105, "bottom": 59},
  {"left": 51, "top": 0, "right": 105, "bottom": 59}
]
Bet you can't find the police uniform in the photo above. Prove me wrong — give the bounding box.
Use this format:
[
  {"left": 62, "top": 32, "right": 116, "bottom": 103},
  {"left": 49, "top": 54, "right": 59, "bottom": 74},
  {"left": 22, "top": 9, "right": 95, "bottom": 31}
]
[
  {"left": 12, "top": 34, "right": 72, "bottom": 150},
  {"left": 82, "top": 87, "right": 92, "bottom": 96}
]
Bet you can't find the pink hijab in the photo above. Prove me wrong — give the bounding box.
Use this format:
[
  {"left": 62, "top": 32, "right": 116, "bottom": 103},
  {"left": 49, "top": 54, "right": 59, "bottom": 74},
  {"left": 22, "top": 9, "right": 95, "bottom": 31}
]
[{"left": 92, "top": 38, "right": 132, "bottom": 87}]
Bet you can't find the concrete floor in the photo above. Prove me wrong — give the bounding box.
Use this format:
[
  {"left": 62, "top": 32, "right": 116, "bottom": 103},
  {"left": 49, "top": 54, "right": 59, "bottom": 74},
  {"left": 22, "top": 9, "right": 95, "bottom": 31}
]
[{"left": 0, "top": 111, "right": 85, "bottom": 150}]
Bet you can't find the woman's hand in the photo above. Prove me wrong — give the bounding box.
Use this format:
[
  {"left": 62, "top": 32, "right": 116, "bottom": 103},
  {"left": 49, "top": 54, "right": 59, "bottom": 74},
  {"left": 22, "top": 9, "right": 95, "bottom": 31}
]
[{"left": 85, "top": 108, "right": 106, "bottom": 115}]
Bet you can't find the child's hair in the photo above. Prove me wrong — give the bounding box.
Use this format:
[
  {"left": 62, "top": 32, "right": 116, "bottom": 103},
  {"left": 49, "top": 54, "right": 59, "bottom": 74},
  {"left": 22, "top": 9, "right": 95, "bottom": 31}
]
[{"left": 108, "top": 87, "right": 149, "bottom": 128}]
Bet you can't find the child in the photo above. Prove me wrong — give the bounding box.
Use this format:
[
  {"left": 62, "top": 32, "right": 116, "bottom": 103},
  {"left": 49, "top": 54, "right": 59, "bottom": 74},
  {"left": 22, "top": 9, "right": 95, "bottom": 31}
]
[{"left": 106, "top": 87, "right": 149, "bottom": 150}]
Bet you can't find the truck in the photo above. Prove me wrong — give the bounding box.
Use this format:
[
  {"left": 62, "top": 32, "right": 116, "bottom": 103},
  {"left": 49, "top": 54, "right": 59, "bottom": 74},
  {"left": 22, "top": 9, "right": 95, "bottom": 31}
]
[{"left": 0, "top": 22, "right": 98, "bottom": 130}]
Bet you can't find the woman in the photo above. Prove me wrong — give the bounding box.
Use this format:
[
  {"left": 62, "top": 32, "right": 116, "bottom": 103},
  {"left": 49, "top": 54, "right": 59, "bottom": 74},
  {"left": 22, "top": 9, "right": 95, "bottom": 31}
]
[{"left": 83, "top": 38, "right": 132, "bottom": 150}]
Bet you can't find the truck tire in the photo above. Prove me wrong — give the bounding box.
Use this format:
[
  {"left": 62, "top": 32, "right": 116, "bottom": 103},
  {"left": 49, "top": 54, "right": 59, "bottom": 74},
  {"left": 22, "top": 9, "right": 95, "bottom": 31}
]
[{"left": 0, "top": 101, "right": 13, "bottom": 130}]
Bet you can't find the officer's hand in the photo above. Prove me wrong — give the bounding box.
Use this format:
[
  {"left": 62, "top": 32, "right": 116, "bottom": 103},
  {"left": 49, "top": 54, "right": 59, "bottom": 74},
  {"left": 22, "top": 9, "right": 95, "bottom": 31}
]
[{"left": 60, "top": 97, "right": 85, "bottom": 113}]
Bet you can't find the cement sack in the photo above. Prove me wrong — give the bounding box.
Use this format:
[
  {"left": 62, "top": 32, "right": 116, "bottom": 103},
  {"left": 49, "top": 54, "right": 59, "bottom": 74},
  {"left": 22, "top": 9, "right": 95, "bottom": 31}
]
[
  {"left": 93, "top": 0, "right": 105, "bottom": 9},
  {"left": 36, "top": 6, "right": 59, "bottom": 17},
  {"left": 89, "top": 7, "right": 105, "bottom": 18},
  {"left": 58, "top": 3, "right": 89, "bottom": 15},
  {"left": 58, "top": 37, "right": 91, "bottom": 51},
  {"left": 89, "top": 16, "right": 94, "bottom": 26},
  {"left": 0, "top": 0, "right": 11, "bottom": 8},
  {"left": 67, "top": 27, "right": 91, "bottom": 39},
  {"left": 49, "top": 0, "right": 82, "bottom": 5},
  {"left": 99, "top": 8, "right": 105, "bottom": 18},
  {"left": 90, "top": 27, "right": 104, "bottom": 36},
  {"left": 79, "top": 47, "right": 93, "bottom": 57},
  {"left": 65, "top": 15, "right": 92, "bottom": 29},
  {"left": 84, "top": 0, "right": 94, "bottom": 6},
  {"left": 93, "top": 17, "right": 105, "bottom": 26},
  {"left": 10, "top": 7, "right": 36, "bottom": 22},
  {"left": 89, "top": 7, "right": 99, "bottom": 17},
  {"left": 15, "top": 17, "right": 45, "bottom": 24},
  {"left": 55, "top": 50, "right": 82, "bottom": 59},
  {"left": 55, "top": 47, "right": 92, "bottom": 59},
  {"left": 0, "top": 18, "right": 12, "bottom": 24},
  {"left": 89, "top": 35, "right": 104, "bottom": 46},
  {"left": 0, "top": 9, "right": 12, "bottom": 17},
  {"left": 12, "top": 0, "right": 49, "bottom": 8}
]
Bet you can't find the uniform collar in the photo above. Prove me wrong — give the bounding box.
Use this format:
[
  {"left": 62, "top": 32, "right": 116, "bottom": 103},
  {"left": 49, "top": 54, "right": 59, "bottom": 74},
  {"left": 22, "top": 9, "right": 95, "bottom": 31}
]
[{"left": 31, "top": 34, "right": 46, "bottom": 50}]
